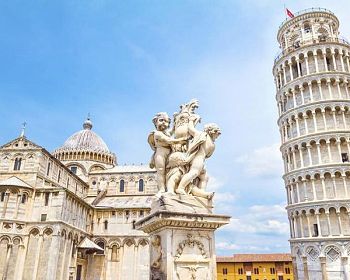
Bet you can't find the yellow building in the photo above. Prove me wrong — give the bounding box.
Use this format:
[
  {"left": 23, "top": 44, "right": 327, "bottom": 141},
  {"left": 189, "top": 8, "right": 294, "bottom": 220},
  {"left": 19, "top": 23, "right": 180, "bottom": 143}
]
[{"left": 217, "top": 254, "right": 294, "bottom": 280}]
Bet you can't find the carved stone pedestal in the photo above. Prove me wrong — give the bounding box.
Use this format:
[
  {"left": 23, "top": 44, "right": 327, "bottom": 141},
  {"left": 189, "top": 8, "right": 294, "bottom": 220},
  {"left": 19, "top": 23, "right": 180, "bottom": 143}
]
[{"left": 136, "top": 194, "right": 230, "bottom": 280}]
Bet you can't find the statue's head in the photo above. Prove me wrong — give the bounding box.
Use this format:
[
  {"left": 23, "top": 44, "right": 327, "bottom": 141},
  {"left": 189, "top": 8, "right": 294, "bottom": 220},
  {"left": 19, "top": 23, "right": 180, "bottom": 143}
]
[
  {"left": 152, "top": 112, "right": 170, "bottom": 131},
  {"left": 204, "top": 123, "right": 221, "bottom": 141}
]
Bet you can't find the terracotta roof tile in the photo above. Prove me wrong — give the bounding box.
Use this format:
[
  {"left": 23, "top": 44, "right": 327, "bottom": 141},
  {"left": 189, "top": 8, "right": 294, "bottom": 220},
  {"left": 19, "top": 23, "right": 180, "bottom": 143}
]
[{"left": 217, "top": 253, "right": 292, "bottom": 263}]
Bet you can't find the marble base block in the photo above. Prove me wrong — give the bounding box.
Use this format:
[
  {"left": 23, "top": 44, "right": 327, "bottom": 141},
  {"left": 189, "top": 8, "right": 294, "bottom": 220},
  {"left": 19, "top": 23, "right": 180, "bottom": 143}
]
[{"left": 136, "top": 194, "right": 230, "bottom": 280}]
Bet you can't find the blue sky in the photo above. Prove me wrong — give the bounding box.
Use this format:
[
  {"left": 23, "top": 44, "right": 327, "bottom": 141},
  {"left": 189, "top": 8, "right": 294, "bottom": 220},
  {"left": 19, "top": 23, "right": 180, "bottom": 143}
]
[{"left": 0, "top": 0, "right": 349, "bottom": 255}]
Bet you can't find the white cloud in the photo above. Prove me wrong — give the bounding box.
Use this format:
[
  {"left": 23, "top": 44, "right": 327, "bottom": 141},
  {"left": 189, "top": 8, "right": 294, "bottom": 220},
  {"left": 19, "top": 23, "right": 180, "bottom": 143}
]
[
  {"left": 222, "top": 202, "right": 289, "bottom": 236},
  {"left": 236, "top": 143, "right": 283, "bottom": 178},
  {"left": 216, "top": 241, "right": 271, "bottom": 253}
]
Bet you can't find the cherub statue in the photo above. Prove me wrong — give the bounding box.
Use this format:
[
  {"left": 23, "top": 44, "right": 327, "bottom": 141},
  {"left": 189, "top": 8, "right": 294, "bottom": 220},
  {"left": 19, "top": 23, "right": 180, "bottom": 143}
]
[
  {"left": 171, "top": 99, "right": 201, "bottom": 152},
  {"left": 148, "top": 112, "right": 187, "bottom": 193},
  {"left": 174, "top": 121, "right": 221, "bottom": 198}
]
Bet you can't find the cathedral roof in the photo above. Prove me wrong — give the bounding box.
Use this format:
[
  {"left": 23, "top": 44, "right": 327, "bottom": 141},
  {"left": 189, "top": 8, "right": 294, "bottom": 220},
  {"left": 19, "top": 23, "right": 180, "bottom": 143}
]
[{"left": 56, "top": 118, "right": 111, "bottom": 154}]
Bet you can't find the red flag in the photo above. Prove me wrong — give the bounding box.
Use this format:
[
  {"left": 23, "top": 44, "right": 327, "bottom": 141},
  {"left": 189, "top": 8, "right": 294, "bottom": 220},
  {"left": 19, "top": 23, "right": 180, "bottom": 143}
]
[{"left": 286, "top": 8, "right": 294, "bottom": 18}]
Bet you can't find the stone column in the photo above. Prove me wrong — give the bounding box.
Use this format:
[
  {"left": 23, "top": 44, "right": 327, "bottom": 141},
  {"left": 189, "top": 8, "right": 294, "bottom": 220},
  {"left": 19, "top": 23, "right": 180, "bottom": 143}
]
[
  {"left": 317, "top": 80, "right": 324, "bottom": 99},
  {"left": 307, "top": 144, "right": 313, "bottom": 166},
  {"left": 321, "top": 110, "right": 327, "bottom": 130},
  {"left": 321, "top": 176, "right": 327, "bottom": 199},
  {"left": 289, "top": 62, "right": 294, "bottom": 81},
  {"left": 2, "top": 243, "right": 13, "bottom": 280},
  {"left": 296, "top": 58, "right": 301, "bottom": 77},
  {"left": 326, "top": 212, "right": 332, "bottom": 235},
  {"left": 320, "top": 257, "right": 328, "bottom": 280},
  {"left": 314, "top": 51, "right": 319, "bottom": 73},
  {"left": 292, "top": 256, "right": 299, "bottom": 280},
  {"left": 302, "top": 256, "right": 309, "bottom": 280},
  {"left": 323, "top": 51, "right": 329, "bottom": 71},
  {"left": 343, "top": 176, "right": 349, "bottom": 198},
  {"left": 32, "top": 234, "right": 44, "bottom": 280},
  {"left": 47, "top": 232, "right": 61, "bottom": 280},
  {"left": 316, "top": 143, "right": 322, "bottom": 164},
  {"left": 311, "top": 179, "right": 317, "bottom": 200},
  {"left": 327, "top": 79, "right": 333, "bottom": 99},
  {"left": 346, "top": 54, "right": 350, "bottom": 72},
  {"left": 342, "top": 257, "right": 350, "bottom": 280},
  {"left": 312, "top": 112, "right": 318, "bottom": 132},
  {"left": 300, "top": 86, "right": 305, "bottom": 105},
  {"left": 340, "top": 52, "right": 346, "bottom": 72},
  {"left": 303, "top": 114, "right": 309, "bottom": 134},
  {"left": 331, "top": 49, "right": 337, "bottom": 71},
  {"left": 308, "top": 82, "right": 314, "bottom": 102},
  {"left": 305, "top": 53, "right": 310, "bottom": 75}
]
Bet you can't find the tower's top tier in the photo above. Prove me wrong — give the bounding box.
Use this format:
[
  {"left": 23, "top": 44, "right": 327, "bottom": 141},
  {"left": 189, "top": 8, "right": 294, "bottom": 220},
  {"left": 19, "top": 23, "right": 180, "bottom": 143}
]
[{"left": 277, "top": 8, "right": 340, "bottom": 53}]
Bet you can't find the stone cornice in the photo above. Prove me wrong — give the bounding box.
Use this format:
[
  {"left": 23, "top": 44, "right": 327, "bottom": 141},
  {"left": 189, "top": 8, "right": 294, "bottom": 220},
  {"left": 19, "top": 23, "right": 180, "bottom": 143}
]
[{"left": 135, "top": 210, "right": 230, "bottom": 234}]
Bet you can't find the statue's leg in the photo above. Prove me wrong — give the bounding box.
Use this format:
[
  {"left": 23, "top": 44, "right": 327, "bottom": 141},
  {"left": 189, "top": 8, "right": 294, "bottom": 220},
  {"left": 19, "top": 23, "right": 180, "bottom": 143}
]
[
  {"left": 197, "top": 169, "right": 209, "bottom": 190},
  {"left": 191, "top": 186, "right": 214, "bottom": 200},
  {"left": 166, "top": 169, "right": 181, "bottom": 194},
  {"left": 176, "top": 170, "right": 199, "bottom": 195},
  {"left": 156, "top": 168, "right": 166, "bottom": 193}
]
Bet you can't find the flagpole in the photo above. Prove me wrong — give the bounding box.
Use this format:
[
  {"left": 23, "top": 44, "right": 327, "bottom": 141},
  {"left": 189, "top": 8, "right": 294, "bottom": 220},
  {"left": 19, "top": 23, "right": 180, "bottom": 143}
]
[{"left": 283, "top": 3, "right": 287, "bottom": 20}]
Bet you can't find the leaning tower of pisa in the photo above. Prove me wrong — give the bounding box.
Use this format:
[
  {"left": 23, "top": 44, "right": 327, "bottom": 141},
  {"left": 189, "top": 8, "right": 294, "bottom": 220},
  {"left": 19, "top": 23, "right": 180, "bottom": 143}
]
[{"left": 273, "top": 8, "right": 350, "bottom": 280}]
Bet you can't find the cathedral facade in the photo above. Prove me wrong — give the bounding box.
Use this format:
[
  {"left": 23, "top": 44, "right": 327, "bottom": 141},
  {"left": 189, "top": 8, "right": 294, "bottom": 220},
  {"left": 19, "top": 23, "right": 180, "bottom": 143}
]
[{"left": 0, "top": 118, "right": 157, "bottom": 280}]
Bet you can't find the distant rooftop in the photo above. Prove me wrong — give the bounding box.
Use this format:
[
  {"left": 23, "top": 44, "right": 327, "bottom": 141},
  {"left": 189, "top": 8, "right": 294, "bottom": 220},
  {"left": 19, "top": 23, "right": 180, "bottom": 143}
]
[{"left": 217, "top": 253, "right": 292, "bottom": 263}]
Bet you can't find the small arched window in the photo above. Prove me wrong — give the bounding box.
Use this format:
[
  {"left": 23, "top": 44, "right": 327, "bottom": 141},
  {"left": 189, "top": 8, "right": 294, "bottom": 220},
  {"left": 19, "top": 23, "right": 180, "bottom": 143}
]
[
  {"left": 14, "top": 158, "right": 22, "bottom": 171},
  {"left": 138, "top": 179, "right": 144, "bottom": 192},
  {"left": 104, "top": 220, "right": 108, "bottom": 230},
  {"left": 21, "top": 193, "right": 27, "bottom": 204},
  {"left": 119, "top": 180, "right": 125, "bottom": 192}
]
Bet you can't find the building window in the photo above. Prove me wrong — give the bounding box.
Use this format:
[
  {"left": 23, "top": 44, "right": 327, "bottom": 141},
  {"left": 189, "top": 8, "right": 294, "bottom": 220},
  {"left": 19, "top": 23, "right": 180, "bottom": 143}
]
[
  {"left": 285, "top": 267, "right": 290, "bottom": 274},
  {"left": 96, "top": 241, "right": 105, "bottom": 255},
  {"left": 238, "top": 268, "right": 244, "bottom": 274},
  {"left": 125, "top": 210, "right": 130, "bottom": 219},
  {"left": 0, "top": 192, "right": 5, "bottom": 202},
  {"left": 21, "top": 193, "right": 27, "bottom": 204},
  {"left": 138, "top": 179, "right": 144, "bottom": 192},
  {"left": 270, "top": 267, "right": 275, "bottom": 274},
  {"left": 342, "top": 153, "right": 349, "bottom": 162},
  {"left": 120, "top": 179, "right": 125, "bottom": 192},
  {"left": 313, "top": 224, "right": 319, "bottom": 237},
  {"left": 14, "top": 158, "right": 22, "bottom": 170},
  {"left": 132, "top": 220, "right": 136, "bottom": 229},
  {"left": 104, "top": 220, "right": 108, "bottom": 230},
  {"left": 41, "top": 214, "right": 47, "bottom": 221},
  {"left": 46, "top": 162, "right": 51, "bottom": 176},
  {"left": 278, "top": 276, "right": 283, "bottom": 280},
  {"left": 44, "top": 193, "right": 50, "bottom": 206},
  {"left": 253, "top": 268, "right": 259, "bottom": 274},
  {"left": 247, "top": 276, "right": 252, "bottom": 280},
  {"left": 70, "top": 166, "right": 77, "bottom": 174},
  {"left": 140, "top": 210, "right": 144, "bottom": 217},
  {"left": 223, "top": 268, "right": 228, "bottom": 274},
  {"left": 58, "top": 170, "right": 61, "bottom": 182},
  {"left": 326, "top": 57, "right": 331, "bottom": 70}
]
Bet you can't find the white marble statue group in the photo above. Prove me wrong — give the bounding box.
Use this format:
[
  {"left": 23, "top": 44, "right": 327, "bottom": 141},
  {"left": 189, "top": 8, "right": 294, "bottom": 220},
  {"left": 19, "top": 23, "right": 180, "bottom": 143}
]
[{"left": 148, "top": 99, "right": 221, "bottom": 199}]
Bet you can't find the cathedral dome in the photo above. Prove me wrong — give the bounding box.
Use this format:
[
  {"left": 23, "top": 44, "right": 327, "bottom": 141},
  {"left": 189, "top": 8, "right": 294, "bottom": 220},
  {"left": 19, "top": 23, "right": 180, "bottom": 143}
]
[
  {"left": 59, "top": 119, "right": 110, "bottom": 153},
  {"left": 53, "top": 118, "right": 116, "bottom": 166}
]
